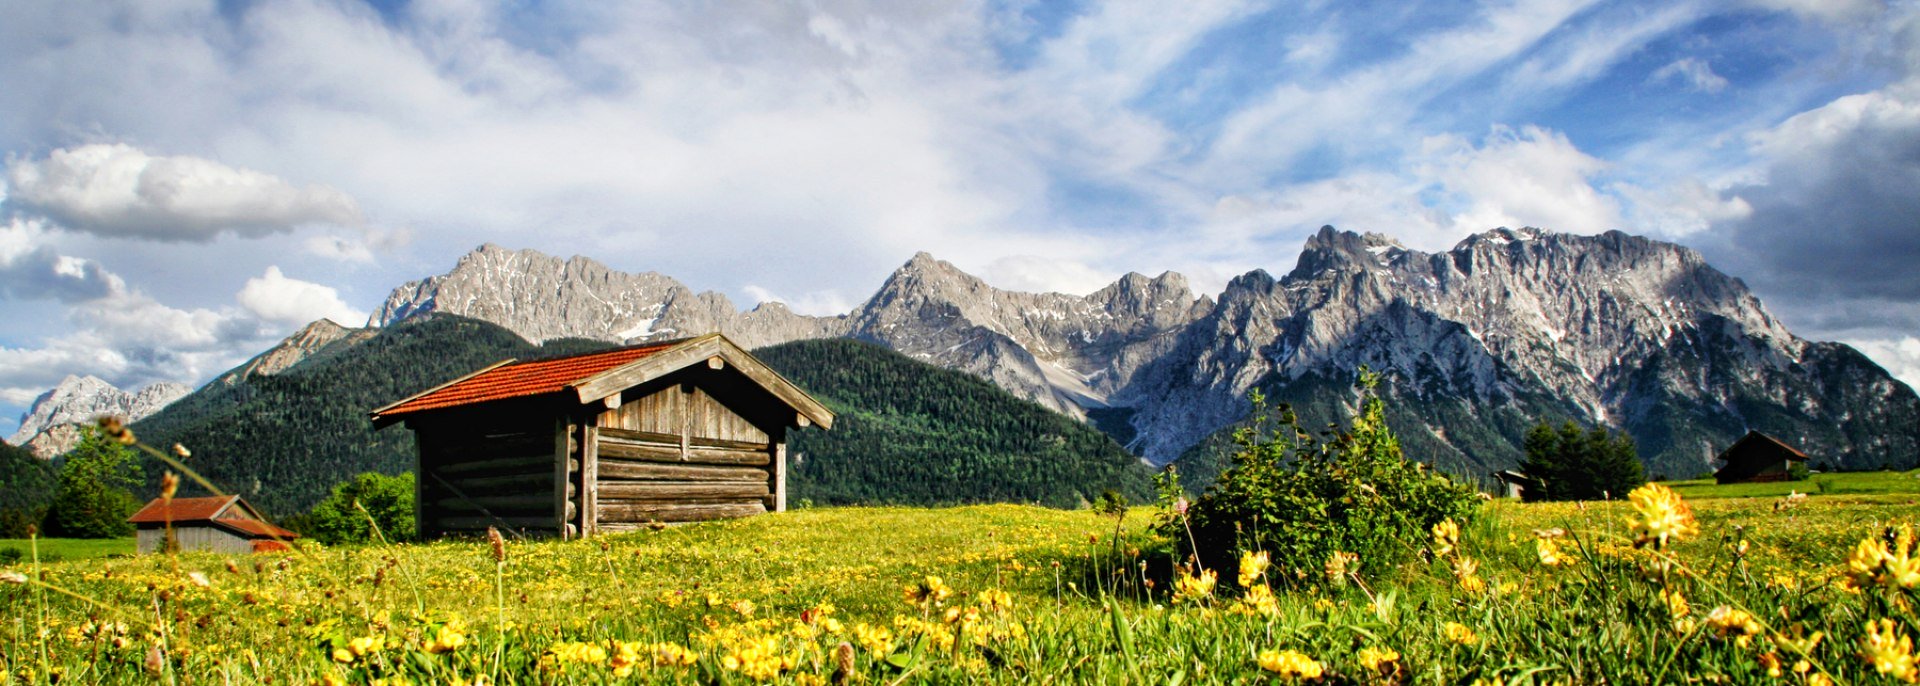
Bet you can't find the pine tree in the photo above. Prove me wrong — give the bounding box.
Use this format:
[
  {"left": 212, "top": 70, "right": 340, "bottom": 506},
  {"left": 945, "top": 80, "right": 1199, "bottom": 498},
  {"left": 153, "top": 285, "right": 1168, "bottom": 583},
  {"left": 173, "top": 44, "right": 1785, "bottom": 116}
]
[
  {"left": 46, "top": 427, "right": 144, "bottom": 538},
  {"left": 1518, "top": 420, "right": 1645, "bottom": 501}
]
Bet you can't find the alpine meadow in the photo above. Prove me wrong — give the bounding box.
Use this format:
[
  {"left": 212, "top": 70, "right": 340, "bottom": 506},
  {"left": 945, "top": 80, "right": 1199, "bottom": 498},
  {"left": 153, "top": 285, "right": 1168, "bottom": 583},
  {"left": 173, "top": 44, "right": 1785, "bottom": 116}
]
[{"left": 5, "top": 2, "right": 1920, "bottom": 685}]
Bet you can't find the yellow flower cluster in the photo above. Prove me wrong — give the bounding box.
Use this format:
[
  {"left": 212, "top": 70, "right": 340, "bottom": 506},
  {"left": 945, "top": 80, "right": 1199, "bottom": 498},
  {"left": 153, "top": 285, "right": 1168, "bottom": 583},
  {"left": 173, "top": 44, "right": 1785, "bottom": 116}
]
[
  {"left": 421, "top": 620, "right": 467, "bottom": 654},
  {"left": 1703, "top": 606, "right": 1762, "bottom": 647},
  {"left": 1444, "top": 622, "right": 1479, "bottom": 646},
  {"left": 1844, "top": 524, "right": 1920, "bottom": 591},
  {"left": 1173, "top": 568, "right": 1218, "bottom": 604},
  {"left": 1862, "top": 618, "right": 1918, "bottom": 683},
  {"left": 1535, "top": 538, "right": 1563, "bottom": 567},
  {"left": 1660, "top": 589, "right": 1693, "bottom": 633},
  {"left": 1239, "top": 551, "right": 1270, "bottom": 588},
  {"left": 1234, "top": 584, "right": 1279, "bottom": 617},
  {"left": 1324, "top": 551, "right": 1357, "bottom": 582},
  {"left": 1626, "top": 483, "right": 1696, "bottom": 549},
  {"left": 903, "top": 575, "right": 953, "bottom": 609},
  {"left": 332, "top": 635, "right": 385, "bottom": 664},
  {"left": 721, "top": 635, "right": 794, "bottom": 681},
  {"left": 853, "top": 622, "right": 895, "bottom": 656},
  {"left": 540, "top": 641, "right": 609, "bottom": 670},
  {"left": 1432, "top": 520, "right": 1460, "bottom": 558},
  {"left": 1357, "top": 646, "right": 1400, "bottom": 674},
  {"left": 1256, "top": 649, "right": 1323, "bottom": 680}
]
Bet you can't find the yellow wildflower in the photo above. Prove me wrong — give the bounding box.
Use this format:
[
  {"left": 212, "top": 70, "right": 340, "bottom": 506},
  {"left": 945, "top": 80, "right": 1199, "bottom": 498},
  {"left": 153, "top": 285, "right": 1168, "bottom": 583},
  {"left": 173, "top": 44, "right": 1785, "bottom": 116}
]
[
  {"left": 1758, "top": 651, "right": 1784, "bottom": 678},
  {"left": 1844, "top": 525, "right": 1920, "bottom": 591},
  {"left": 1239, "top": 550, "right": 1271, "bottom": 588},
  {"left": 976, "top": 588, "right": 1015, "bottom": 615},
  {"left": 1806, "top": 674, "right": 1834, "bottom": 686},
  {"left": 1256, "top": 649, "right": 1324, "bottom": 680},
  {"left": 903, "top": 576, "right": 952, "bottom": 609},
  {"left": 1357, "top": 646, "right": 1401, "bottom": 673},
  {"left": 1444, "top": 622, "right": 1479, "bottom": 646},
  {"left": 1432, "top": 519, "right": 1461, "bottom": 558},
  {"left": 1173, "top": 568, "right": 1218, "bottom": 604},
  {"left": 1535, "top": 538, "right": 1563, "bottom": 567},
  {"left": 1324, "top": 551, "right": 1357, "bottom": 582},
  {"left": 1626, "top": 483, "right": 1696, "bottom": 548},
  {"left": 1236, "top": 584, "right": 1279, "bottom": 616},
  {"left": 1862, "top": 618, "right": 1918, "bottom": 683},
  {"left": 853, "top": 622, "right": 895, "bottom": 656},
  {"left": 651, "top": 642, "right": 698, "bottom": 668},
  {"left": 423, "top": 621, "right": 467, "bottom": 654},
  {"left": 1704, "top": 606, "right": 1762, "bottom": 643}
]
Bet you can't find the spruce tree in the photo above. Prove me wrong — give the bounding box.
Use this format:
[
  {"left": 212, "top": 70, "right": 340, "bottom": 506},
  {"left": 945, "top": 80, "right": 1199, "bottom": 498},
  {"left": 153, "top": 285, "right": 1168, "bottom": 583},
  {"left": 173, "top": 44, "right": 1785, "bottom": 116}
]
[{"left": 46, "top": 427, "right": 144, "bottom": 538}]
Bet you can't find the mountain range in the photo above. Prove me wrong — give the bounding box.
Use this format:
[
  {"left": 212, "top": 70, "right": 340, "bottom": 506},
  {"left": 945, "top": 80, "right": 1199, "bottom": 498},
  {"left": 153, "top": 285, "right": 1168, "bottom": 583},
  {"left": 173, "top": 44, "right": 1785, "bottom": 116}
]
[
  {"left": 370, "top": 227, "right": 1920, "bottom": 480},
  {"left": 15, "top": 225, "right": 1918, "bottom": 499}
]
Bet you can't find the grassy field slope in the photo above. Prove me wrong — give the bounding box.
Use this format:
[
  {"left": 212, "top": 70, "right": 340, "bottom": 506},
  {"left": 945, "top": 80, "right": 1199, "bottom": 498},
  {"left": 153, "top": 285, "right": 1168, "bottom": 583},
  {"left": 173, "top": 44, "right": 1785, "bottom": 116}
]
[{"left": 4, "top": 490, "right": 1919, "bottom": 683}]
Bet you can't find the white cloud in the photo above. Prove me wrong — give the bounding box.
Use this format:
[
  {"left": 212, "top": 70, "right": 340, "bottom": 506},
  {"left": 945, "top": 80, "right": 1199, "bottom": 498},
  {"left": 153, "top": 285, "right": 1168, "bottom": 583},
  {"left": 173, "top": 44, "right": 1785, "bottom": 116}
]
[
  {"left": 980, "top": 255, "right": 1118, "bottom": 296},
  {"left": 1651, "top": 57, "right": 1730, "bottom": 93},
  {"left": 1616, "top": 179, "right": 1752, "bottom": 237},
  {"left": 1846, "top": 336, "right": 1920, "bottom": 392},
  {"left": 4, "top": 143, "right": 364, "bottom": 241},
  {"left": 237, "top": 266, "right": 368, "bottom": 326},
  {"left": 1744, "top": 0, "right": 1882, "bottom": 23},
  {"left": 1415, "top": 125, "right": 1622, "bottom": 238},
  {"left": 0, "top": 217, "right": 122, "bottom": 302},
  {"left": 739, "top": 285, "right": 855, "bottom": 317}
]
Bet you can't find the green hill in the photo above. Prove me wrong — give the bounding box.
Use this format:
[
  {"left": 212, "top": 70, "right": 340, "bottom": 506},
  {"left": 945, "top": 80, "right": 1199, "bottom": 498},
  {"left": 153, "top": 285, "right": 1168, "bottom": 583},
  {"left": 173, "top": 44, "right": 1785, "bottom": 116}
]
[
  {"left": 132, "top": 316, "right": 612, "bottom": 515},
  {"left": 756, "top": 339, "right": 1154, "bottom": 508},
  {"left": 133, "top": 318, "right": 1151, "bottom": 516}
]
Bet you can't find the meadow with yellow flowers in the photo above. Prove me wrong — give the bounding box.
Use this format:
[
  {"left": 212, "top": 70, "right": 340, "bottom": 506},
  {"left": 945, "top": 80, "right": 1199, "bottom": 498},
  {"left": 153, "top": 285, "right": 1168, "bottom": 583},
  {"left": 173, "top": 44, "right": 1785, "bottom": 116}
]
[{"left": 1, "top": 481, "right": 1918, "bottom": 685}]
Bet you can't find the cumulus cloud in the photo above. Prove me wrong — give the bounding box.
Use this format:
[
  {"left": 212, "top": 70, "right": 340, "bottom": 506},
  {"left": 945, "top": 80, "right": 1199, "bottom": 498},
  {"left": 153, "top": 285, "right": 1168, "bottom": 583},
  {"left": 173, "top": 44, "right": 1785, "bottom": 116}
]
[
  {"left": 1847, "top": 336, "right": 1920, "bottom": 392},
  {"left": 980, "top": 255, "right": 1118, "bottom": 296},
  {"left": 237, "top": 266, "right": 368, "bottom": 327},
  {"left": 0, "top": 218, "right": 122, "bottom": 301},
  {"left": 1651, "top": 58, "right": 1729, "bottom": 93},
  {"left": 1416, "top": 125, "right": 1623, "bottom": 238},
  {"left": 5, "top": 143, "right": 364, "bottom": 241},
  {"left": 1703, "top": 86, "right": 1920, "bottom": 330}
]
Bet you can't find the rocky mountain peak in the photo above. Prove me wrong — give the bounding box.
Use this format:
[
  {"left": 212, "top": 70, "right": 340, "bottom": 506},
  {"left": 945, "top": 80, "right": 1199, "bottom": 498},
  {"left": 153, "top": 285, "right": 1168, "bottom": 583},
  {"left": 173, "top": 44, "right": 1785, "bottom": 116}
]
[{"left": 9, "top": 375, "right": 189, "bottom": 458}]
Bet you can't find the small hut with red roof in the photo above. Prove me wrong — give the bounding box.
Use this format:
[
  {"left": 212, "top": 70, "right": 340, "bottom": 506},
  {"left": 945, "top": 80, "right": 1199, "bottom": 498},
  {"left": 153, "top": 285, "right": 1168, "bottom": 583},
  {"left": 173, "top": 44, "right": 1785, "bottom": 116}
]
[
  {"left": 127, "top": 495, "right": 299, "bottom": 554},
  {"left": 370, "top": 333, "right": 833, "bottom": 540}
]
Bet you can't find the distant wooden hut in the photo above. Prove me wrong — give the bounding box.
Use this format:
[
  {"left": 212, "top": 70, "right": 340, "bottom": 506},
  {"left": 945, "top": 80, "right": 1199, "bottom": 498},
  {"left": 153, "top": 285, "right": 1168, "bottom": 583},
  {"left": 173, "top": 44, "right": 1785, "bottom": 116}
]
[
  {"left": 1493, "top": 469, "right": 1537, "bottom": 499},
  {"left": 127, "top": 495, "right": 299, "bottom": 554},
  {"left": 1713, "top": 431, "right": 1809, "bottom": 484},
  {"left": 370, "top": 333, "right": 833, "bottom": 540}
]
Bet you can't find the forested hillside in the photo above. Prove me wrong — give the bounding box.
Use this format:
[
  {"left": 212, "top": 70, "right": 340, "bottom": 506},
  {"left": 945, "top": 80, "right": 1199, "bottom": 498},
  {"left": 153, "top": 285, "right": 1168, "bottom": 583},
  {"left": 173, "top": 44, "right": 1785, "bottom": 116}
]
[
  {"left": 131, "top": 318, "right": 1153, "bottom": 517},
  {"left": 756, "top": 339, "right": 1154, "bottom": 507},
  {"left": 132, "top": 316, "right": 608, "bottom": 516}
]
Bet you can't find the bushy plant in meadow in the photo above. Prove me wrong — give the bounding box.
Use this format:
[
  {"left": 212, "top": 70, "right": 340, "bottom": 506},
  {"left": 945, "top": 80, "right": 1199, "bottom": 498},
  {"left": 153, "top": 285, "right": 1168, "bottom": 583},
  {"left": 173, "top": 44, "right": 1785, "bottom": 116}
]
[
  {"left": 1175, "top": 369, "right": 1480, "bottom": 587},
  {"left": 303, "top": 471, "right": 416, "bottom": 545}
]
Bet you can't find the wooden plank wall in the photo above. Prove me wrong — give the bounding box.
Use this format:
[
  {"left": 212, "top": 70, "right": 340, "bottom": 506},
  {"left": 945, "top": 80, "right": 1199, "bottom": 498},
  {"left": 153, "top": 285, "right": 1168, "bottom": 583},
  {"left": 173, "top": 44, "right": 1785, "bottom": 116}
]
[
  {"left": 419, "top": 424, "right": 567, "bottom": 537},
  {"left": 592, "top": 383, "right": 777, "bottom": 532}
]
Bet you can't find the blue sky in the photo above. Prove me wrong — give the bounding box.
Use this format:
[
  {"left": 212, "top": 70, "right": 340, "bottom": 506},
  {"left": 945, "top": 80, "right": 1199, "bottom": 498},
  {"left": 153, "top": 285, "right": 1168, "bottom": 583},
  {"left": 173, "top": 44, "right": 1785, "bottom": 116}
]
[{"left": 0, "top": 0, "right": 1916, "bottom": 434}]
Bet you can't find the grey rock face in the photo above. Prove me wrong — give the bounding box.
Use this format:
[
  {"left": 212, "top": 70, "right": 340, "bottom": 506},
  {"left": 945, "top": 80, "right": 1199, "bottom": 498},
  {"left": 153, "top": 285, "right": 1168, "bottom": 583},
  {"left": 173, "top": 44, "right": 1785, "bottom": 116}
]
[
  {"left": 10, "top": 375, "right": 190, "bottom": 458},
  {"left": 217, "top": 319, "right": 379, "bottom": 385},
  {"left": 375, "top": 247, "right": 1208, "bottom": 417},
  {"left": 1130, "top": 226, "right": 1917, "bottom": 478},
  {"left": 374, "top": 230, "right": 1918, "bottom": 478},
  {"left": 374, "top": 244, "right": 842, "bottom": 349}
]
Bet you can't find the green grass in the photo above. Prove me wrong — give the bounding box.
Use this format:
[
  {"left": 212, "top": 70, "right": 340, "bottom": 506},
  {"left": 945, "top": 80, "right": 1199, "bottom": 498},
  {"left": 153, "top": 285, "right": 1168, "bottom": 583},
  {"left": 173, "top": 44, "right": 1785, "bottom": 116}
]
[
  {"left": 3, "top": 495, "right": 1920, "bottom": 684},
  {"left": 0, "top": 537, "right": 133, "bottom": 563},
  {"left": 1661, "top": 469, "right": 1920, "bottom": 499}
]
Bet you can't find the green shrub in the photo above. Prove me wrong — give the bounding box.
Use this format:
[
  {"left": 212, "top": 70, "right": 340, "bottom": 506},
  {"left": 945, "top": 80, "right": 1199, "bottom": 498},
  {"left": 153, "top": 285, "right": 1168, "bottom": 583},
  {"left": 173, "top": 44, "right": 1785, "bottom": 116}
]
[
  {"left": 304, "top": 472, "right": 416, "bottom": 545},
  {"left": 1173, "top": 370, "right": 1479, "bottom": 587}
]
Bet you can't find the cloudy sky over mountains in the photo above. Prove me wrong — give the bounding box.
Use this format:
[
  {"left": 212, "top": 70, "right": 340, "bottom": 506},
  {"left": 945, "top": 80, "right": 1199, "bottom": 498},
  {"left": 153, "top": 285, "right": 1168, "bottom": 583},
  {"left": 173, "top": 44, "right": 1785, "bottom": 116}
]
[{"left": 0, "top": 0, "right": 1916, "bottom": 432}]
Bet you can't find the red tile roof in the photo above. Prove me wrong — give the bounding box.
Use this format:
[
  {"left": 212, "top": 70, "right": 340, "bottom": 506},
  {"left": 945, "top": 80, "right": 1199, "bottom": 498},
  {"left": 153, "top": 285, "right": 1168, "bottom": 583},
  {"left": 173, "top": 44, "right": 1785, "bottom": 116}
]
[
  {"left": 127, "top": 495, "right": 300, "bottom": 540},
  {"left": 215, "top": 518, "right": 301, "bottom": 541},
  {"left": 375, "top": 341, "right": 681, "bottom": 417},
  {"left": 128, "top": 496, "right": 236, "bottom": 523}
]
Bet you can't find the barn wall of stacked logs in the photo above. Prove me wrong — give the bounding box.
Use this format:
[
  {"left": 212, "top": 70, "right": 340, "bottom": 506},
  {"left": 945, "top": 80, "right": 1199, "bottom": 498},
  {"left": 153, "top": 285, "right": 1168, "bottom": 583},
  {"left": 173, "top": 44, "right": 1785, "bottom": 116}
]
[
  {"left": 588, "top": 377, "right": 785, "bottom": 535},
  {"left": 410, "top": 367, "right": 793, "bottom": 539},
  {"left": 413, "top": 403, "right": 565, "bottom": 539}
]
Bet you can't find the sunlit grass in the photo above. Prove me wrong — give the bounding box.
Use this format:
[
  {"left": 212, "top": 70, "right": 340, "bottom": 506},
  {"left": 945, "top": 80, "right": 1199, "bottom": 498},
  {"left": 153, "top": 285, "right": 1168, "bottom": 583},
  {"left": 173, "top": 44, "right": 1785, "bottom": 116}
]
[{"left": 3, "top": 495, "right": 1919, "bottom": 683}]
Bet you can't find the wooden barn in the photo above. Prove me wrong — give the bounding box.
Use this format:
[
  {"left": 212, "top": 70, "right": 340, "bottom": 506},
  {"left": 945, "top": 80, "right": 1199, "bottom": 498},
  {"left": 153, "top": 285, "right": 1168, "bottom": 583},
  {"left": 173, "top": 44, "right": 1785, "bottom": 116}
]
[
  {"left": 127, "top": 495, "right": 299, "bottom": 554},
  {"left": 1713, "top": 431, "right": 1809, "bottom": 484},
  {"left": 369, "top": 333, "right": 833, "bottom": 540}
]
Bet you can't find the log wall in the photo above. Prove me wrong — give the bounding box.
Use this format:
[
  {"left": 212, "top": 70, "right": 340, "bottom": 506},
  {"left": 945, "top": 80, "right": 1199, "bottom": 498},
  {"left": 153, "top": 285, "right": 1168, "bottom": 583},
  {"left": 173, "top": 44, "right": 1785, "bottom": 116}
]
[
  {"left": 418, "top": 420, "right": 566, "bottom": 538},
  {"left": 591, "top": 383, "right": 780, "bottom": 530}
]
